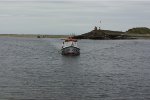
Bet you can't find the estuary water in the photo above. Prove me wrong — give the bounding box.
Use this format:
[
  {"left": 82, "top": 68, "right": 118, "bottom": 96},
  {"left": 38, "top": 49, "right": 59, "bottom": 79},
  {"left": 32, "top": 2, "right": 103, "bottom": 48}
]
[{"left": 0, "top": 37, "right": 150, "bottom": 100}]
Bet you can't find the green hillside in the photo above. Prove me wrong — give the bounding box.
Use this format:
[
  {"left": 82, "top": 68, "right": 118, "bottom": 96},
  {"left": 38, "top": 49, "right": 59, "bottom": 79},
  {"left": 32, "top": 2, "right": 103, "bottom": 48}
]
[{"left": 127, "top": 27, "right": 150, "bottom": 34}]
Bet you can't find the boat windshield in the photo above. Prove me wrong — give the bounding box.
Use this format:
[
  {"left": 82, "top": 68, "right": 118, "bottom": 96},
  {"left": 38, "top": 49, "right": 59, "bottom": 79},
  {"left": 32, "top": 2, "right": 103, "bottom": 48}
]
[{"left": 62, "top": 41, "right": 78, "bottom": 48}]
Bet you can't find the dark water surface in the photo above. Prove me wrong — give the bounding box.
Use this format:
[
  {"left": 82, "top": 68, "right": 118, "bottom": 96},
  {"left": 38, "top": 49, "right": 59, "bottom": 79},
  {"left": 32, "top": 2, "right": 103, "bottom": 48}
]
[{"left": 0, "top": 37, "right": 150, "bottom": 100}]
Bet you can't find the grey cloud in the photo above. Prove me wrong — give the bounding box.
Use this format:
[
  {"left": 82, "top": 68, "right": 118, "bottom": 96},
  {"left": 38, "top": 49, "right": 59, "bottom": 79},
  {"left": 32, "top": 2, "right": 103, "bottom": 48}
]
[{"left": 0, "top": 0, "right": 149, "bottom": 34}]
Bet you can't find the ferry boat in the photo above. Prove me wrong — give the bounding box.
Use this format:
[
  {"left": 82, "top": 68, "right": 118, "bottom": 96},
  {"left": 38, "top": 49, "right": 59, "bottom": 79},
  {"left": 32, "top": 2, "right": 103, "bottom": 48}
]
[{"left": 61, "top": 37, "right": 80, "bottom": 56}]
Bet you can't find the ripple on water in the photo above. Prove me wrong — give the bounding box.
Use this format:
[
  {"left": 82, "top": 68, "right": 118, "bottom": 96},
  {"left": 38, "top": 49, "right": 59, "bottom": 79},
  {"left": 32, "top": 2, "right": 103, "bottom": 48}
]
[{"left": 0, "top": 38, "right": 150, "bottom": 100}]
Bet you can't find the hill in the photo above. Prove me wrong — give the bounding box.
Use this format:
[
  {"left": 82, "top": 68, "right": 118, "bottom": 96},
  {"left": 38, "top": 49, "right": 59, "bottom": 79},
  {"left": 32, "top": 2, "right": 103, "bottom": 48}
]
[
  {"left": 73, "top": 27, "right": 128, "bottom": 39},
  {"left": 73, "top": 27, "right": 150, "bottom": 40},
  {"left": 126, "top": 27, "right": 150, "bottom": 34}
]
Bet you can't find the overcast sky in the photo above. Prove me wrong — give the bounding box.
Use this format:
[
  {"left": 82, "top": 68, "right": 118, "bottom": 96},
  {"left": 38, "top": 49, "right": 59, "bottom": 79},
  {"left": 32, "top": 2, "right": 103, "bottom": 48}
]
[{"left": 0, "top": 0, "right": 149, "bottom": 34}]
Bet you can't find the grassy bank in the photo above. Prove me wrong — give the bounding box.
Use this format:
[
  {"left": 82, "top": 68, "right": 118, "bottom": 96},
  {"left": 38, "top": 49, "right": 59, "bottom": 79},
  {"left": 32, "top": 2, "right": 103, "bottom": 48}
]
[{"left": 125, "top": 33, "right": 150, "bottom": 39}]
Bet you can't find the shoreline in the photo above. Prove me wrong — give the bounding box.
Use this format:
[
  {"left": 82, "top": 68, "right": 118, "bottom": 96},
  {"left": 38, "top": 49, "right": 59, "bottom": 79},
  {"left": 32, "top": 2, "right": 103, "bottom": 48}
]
[
  {"left": 0, "top": 34, "right": 150, "bottom": 40},
  {"left": 0, "top": 34, "right": 69, "bottom": 38}
]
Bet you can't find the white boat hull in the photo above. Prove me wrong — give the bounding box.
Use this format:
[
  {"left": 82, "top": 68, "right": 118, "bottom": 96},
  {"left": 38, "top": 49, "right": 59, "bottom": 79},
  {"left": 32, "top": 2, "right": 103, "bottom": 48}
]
[{"left": 61, "top": 46, "right": 80, "bottom": 56}]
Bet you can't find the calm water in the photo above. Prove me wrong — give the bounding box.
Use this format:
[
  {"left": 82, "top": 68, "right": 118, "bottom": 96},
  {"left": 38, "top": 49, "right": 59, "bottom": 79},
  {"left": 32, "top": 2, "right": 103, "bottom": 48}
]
[{"left": 0, "top": 37, "right": 150, "bottom": 100}]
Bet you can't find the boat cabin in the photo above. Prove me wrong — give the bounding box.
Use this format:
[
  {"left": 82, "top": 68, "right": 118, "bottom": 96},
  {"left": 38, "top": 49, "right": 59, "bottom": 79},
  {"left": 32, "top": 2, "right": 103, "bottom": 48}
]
[{"left": 62, "top": 37, "right": 78, "bottom": 48}]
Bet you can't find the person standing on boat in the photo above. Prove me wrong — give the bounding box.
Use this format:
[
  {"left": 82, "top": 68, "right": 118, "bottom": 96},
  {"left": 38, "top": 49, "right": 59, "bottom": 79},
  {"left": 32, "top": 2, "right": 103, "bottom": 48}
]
[{"left": 62, "top": 42, "right": 64, "bottom": 48}]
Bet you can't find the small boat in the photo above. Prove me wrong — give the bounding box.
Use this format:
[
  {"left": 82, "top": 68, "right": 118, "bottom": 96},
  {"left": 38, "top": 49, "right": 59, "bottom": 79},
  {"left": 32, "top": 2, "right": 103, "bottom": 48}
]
[{"left": 61, "top": 37, "right": 80, "bottom": 56}]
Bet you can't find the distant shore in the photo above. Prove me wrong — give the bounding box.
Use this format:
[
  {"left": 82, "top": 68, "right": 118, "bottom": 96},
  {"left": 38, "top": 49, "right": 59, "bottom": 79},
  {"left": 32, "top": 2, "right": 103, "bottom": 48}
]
[
  {"left": 1, "top": 27, "right": 150, "bottom": 39},
  {"left": 0, "top": 34, "right": 68, "bottom": 38},
  {"left": 0, "top": 33, "right": 150, "bottom": 39}
]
